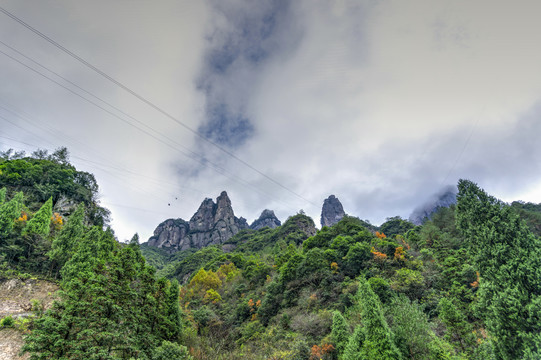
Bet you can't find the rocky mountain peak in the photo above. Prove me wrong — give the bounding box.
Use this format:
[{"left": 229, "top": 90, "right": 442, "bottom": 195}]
[
  {"left": 147, "top": 191, "right": 248, "bottom": 252},
  {"left": 321, "top": 195, "right": 345, "bottom": 228},
  {"left": 250, "top": 209, "right": 281, "bottom": 230}
]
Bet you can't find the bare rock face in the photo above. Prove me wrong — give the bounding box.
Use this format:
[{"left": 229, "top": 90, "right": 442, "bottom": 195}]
[
  {"left": 147, "top": 191, "right": 249, "bottom": 252},
  {"left": 320, "top": 195, "right": 345, "bottom": 228},
  {"left": 250, "top": 209, "right": 281, "bottom": 230}
]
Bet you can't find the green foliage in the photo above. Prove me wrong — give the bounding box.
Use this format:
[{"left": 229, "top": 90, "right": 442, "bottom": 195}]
[
  {"left": 331, "top": 310, "right": 349, "bottom": 356},
  {"left": 457, "top": 179, "right": 541, "bottom": 359},
  {"left": 0, "top": 187, "right": 6, "bottom": 204},
  {"left": 342, "top": 325, "right": 364, "bottom": 360},
  {"left": 380, "top": 216, "right": 415, "bottom": 239},
  {"left": 0, "top": 191, "right": 23, "bottom": 237},
  {"left": 0, "top": 315, "right": 15, "bottom": 328},
  {"left": 48, "top": 203, "right": 85, "bottom": 271},
  {"left": 357, "top": 277, "right": 402, "bottom": 360},
  {"left": 23, "top": 226, "right": 183, "bottom": 359},
  {"left": 22, "top": 197, "right": 52, "bottom": 237},
  {"left": 386, "top": 295, "right": 447, "bottom": 360},
  {"left": 151, "top": 340, "right": 192, "bottom": 360}
]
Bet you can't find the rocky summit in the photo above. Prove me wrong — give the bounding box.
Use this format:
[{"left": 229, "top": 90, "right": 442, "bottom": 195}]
[
  {"left": 320, "top": 195, "right": 345, "bottom": 228},
  {"left": 147, "top": 191, "right": 249, "bottom": 252},
  {"left": 250, "top": 209, "right": 281, "bottom": 230}
]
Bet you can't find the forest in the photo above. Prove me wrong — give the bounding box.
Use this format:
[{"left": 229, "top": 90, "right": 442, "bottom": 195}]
[{"left": 1, "top": 149, "right": 541, "bottom": 360}]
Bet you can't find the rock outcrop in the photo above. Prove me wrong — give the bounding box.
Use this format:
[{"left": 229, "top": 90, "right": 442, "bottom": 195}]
[
  {"left": 250, "top": 209, "right": 281, "bottom": 230},
  {"left": 147, "top": 191, "right": 248, "bottom": 252},
  {"left": 409, "top": 185, "right": 457, "bottom": 225},
  {"left": 320, "top": 195, "right": 345, "bottom": 228}
]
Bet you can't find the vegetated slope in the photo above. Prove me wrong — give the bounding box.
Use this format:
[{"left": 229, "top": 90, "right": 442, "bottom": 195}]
[{"left": 3, "top": 149, "right": 541, "bottom": 359}]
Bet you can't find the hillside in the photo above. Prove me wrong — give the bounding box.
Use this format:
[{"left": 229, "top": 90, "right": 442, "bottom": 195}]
[{"left": 1, "top": 153, "right": 541, "bottom": 359}]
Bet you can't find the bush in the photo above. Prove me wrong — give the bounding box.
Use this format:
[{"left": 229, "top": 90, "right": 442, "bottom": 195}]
[
  {"left": 152, "top": 340, "right": 192, "bottom": 360},
  {"left": 0, "top": 315, "right": 15, "bottom": 328}
]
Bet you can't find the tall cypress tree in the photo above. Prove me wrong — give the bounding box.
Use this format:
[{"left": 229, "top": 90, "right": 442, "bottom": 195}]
[
  {"left": 343, "top": 325, "right": 364, "bottom": 360},
  {"left": 357, "top": 277, "right": 402, "bottom": 360},
  {"left": 456, "top": 179, "right": 541, "bottom": 359},
  {"left": 48, "top": 203, "right": 85, "bottom": 271},
  {"left": 331, "top": 310, "right": 350, "bottom": 356},
  {"left": 23, "top": 197, "right": 52, "bottom": 237}
]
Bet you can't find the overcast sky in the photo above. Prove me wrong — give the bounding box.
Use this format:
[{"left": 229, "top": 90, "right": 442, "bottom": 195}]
[{"left": 1, "top": 0, "right": 541, "bottom": 241}]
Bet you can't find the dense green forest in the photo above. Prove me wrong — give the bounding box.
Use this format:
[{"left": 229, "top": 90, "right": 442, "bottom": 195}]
[{"left": 1, "top": 149, "right": 541, "bottom": 359}]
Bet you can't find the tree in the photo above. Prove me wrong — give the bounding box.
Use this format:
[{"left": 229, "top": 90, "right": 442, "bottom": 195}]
[
  {"left": 0, "top": 187, "right": 6, "bottom": 204},
  {"left": 48, "top": 203, "right": 85, "bottom": 273},
  {"left": 331, "top": 310, "right": 350, "bottom": 356},
  {"left": 456, "top": 179, "right": 541, "bottom": 359},
  {"left": 23, "top": 197, "right": 52, "bottom": 237},
  {"left": 343, "top": 325, "right": 364, "bottom": 360},
  {"left": 23, "top": 226, "right": 185, "bottom": 359},
  {"left": 0, "top": 191, "right": 23, "bottom": 237},
  {"left": 356, "top": 277, "right": 402, "bottom": 360}
]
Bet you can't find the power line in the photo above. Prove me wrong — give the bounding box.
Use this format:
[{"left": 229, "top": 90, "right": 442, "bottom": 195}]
[
  {"left": 0, "top": 5, "right": 316, "bottom": 207},
  {"left": 0, "top": 42, "right": 299, "bottom": 212}
]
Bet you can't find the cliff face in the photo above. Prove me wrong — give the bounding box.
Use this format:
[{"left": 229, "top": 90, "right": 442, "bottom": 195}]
[
  {"left": 320, "top": 195, "right": 345, "bottom": 228},
  {"left": 147, "top": 191, "right": 249, "bottom": 252}
]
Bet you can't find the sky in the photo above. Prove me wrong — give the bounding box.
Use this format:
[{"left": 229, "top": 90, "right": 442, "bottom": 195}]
[{"left": 1, "top": 0, "right": 541, "bottom": 242}]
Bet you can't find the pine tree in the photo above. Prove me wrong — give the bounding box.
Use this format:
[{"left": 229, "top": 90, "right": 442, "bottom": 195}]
[
  {"left": 0, "top": 191, "right": 23, "bottom": 237},
  {"left": 456, "top": 179, "right": 541, "bottom": 359},
  {"left": 23, "top": 197, "right": 52, "bottom": 237},
  {"left": 331, "top": 310, "right": 350, "bottom": 356}
]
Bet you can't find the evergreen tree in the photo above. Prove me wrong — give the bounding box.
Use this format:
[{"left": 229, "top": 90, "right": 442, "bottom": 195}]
[
  {"left": 129, "top": 232, "right": 140, "bottom": 246},
  {"left": 0, "top": 191, "right": 23, "bottom": 237},
  {"left": 48, "top": 203, "right": 85, "bottom": 271},
  {"left": 357, "top": 277, "right": 402, "bottom": 360},
  {"left": 343, "top": 325, "right": 364, "bottom": 360},
  {"left": 331, "top": 310, "right": 350, "bottom": 356},
  {"left": 24, "top": 226, "right": 186, "bottom": 359},
  {"left": 0, "top": 187, "right": 6, "bottom": 204},
  {"left": 456, "top": 179, "right": 541, "bottom": 359},
  {"left": 23, "top": 197, "right": 52, "bottom": 237}
]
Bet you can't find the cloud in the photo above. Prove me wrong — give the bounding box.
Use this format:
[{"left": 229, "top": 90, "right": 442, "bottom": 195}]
[{"left": 3, "top": 0, "right": 541, "bottom": 242}]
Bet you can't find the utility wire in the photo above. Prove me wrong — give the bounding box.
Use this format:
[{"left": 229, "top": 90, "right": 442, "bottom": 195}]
[
  {"left": 0, "top": 43, "right": 298, "bottom": 212},
  {"left": 0, "top": 5, "right": 316, "bottom": 207}
]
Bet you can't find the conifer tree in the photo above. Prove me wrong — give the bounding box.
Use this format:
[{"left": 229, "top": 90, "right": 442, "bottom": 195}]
[
  {"left": 456, "top": 179, "right": 541, "bottom": 359},
  {"left": 343, "top": 325, "right": 364, "bottom": 360},
  {"left": 48, "top": 203, "right": 85, "bottom": 271},
  {"left": 331, "top": 310, "right": 350, "bottom": 356},
  {"left": 357, "top": 277, "right": 402, "bottom": 360},
  {"left": 23, "top": 197, "right": 52, "bottom": 237},
  {"left": 0, "top": 187, "right": 6, "bottom": 205},
  {"left": 0, "top": 191, "right": 23, "bottom": 237}
]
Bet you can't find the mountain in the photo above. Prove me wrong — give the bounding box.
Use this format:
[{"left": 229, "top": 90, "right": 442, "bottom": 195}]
[
  {"left": 320, "top": 195, "right": 345, "bottom": 227},
  {"left": 409, "top": 185, "right": 457, "bottom": 225},
  {"left": 147, "top": 191, "right": 249, "bottom": 252},
  {"left": 250, "top": 209, "right": 281, "bottom": 230}
]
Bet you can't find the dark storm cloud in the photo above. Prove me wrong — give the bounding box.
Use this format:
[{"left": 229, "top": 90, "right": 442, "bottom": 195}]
[{"left": 196, "top": 0, "right": 294, "bottom": 149}]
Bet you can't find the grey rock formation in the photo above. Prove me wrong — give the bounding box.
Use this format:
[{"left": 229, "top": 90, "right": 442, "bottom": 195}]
[
  {"left": 147, "top": 191, "right": 248, "bottom": 252},
  {"left": 320, "top": 195, "right": 345, "bottom": 228},
  {"left": 250, "top": 209, "right": 281, "bottom": 230},
  {"left": 409, "top": 185, "right": 457, "bottom": 225}
]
